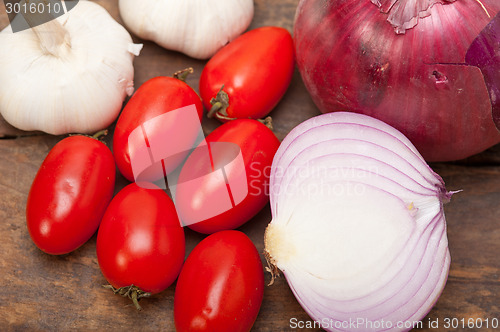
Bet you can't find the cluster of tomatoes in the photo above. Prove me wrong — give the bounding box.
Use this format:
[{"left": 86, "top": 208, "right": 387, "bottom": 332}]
[{"left": 25, "top": 27, "right": 294, "bottom": 331}]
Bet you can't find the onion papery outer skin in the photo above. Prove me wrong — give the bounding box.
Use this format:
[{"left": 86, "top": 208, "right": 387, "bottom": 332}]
[
  {"left": 265, "top": 112, "right": 452, "bottom": 332},
  {"left": 294, "top": 0, "right": 500, "bottom": 161}
]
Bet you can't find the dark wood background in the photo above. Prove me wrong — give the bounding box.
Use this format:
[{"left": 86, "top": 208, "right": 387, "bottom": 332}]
[{"left": 0, "top": 1, "right": 499, "bottom": 331}]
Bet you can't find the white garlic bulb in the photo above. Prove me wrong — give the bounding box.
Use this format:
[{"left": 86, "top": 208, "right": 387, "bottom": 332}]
[
  {"left": 0, "top": 1, "right": 143, "bottom": 135},
  {"left": 118, "top": 0, "right": 254, "bottom": 60}
]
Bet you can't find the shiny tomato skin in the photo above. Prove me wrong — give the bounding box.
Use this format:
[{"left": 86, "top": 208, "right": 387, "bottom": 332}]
[
  {"left": 174, "top": 230, "right": 264, "bottom": 332},
  {"left": 199, "top": 26, "right": 295, "bottom": 121},
  {"left": 96, "top": 183, "right": 185, "bottom": 294},
  {"left": 113, "top": 76, "right": 204, "bottom": 182},
  {"left": 26, "top": 136, "right": 115, "bottom": 255},
  {"left": 175, "top": 119, "right": 280, "bottom": 234}
]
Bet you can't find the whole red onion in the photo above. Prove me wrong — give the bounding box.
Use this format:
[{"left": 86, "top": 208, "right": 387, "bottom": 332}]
[{"left": 294, "top": 0, "right": 500, "bottom": 161}]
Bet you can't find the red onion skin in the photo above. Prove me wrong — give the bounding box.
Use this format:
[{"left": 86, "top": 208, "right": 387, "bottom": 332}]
[
  {"left": 466, "top": 14, "right": 500, "bottom": 126},
  {"left": 294, "top": 0, "right": 500, "bottom": 161}
]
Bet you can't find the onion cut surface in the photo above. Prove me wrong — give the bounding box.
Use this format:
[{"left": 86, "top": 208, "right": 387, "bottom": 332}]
[
  {"left": 294, "top": 0, "right": 500, "bottom": 161},
  {"left": 264, "top": 112, "right": 452, "bottom": 332}
]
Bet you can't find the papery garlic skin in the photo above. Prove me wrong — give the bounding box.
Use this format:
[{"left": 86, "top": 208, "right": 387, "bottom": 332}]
[
  {"left": 0, "top": 1, "right": 142, "bottom": 135},
  {"left": 118, "top": 0, "right": 254, "bottom": 60}
]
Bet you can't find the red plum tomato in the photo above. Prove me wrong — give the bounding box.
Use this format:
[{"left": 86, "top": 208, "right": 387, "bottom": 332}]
[
  {"left": 174, "top": 119, "right": 280, "bottom": 234},
  {"left": 113, "top": 75, "right": 203, "bottom": 182},
  {"left": 96, "top": 183, "right": 185, "bottom": 303},
  {"left": 200, "top": 26, "right": 295, "bottom": 121},
  {"left": 174, "top": 230, "right": 264, "bottom": 332},
  {"left": 26, "top": 135, "right": 115, "bottom": 255}
]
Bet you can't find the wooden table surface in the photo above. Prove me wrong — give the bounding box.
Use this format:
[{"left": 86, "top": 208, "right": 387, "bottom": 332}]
[{"left": 1, "top": 1, "right": 499, "bottom": 331}]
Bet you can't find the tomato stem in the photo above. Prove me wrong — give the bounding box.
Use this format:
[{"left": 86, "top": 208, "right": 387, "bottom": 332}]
[
  {"left": 257, "top": 116, "right": 274, "bottom": 130},
  {"left": 208, "top": 85, "right": 230, "bottom": 118},
  {"left": 102, "top": 284, "right": 151, "bottom": 310},
  {"left": 92, "top": 129, "right": 109, "bottom": 140},
  {"left": 173, "top": 67, "right": 194, "bottom": 82},
  {"left": 68, "top": 129, "right": 109, "bottom": 142}
]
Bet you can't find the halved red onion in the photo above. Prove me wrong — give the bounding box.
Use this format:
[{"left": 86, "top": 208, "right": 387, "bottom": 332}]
[
  {"left": 264, "top": 112, "right": 452, "bottom": 332},
  {"left": 294, "top": 0, "right": 500, "bottom": 161}
]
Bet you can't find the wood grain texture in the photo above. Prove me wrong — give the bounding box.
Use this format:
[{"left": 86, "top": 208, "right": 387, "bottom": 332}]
[{"left": 0, "top": 1, "right": 499, "bottom": 331}]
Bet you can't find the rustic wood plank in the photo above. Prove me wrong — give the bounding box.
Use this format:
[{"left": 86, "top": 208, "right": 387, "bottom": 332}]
[{"left": 1, "top": 136, "right": 500, "bottom": 331}]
